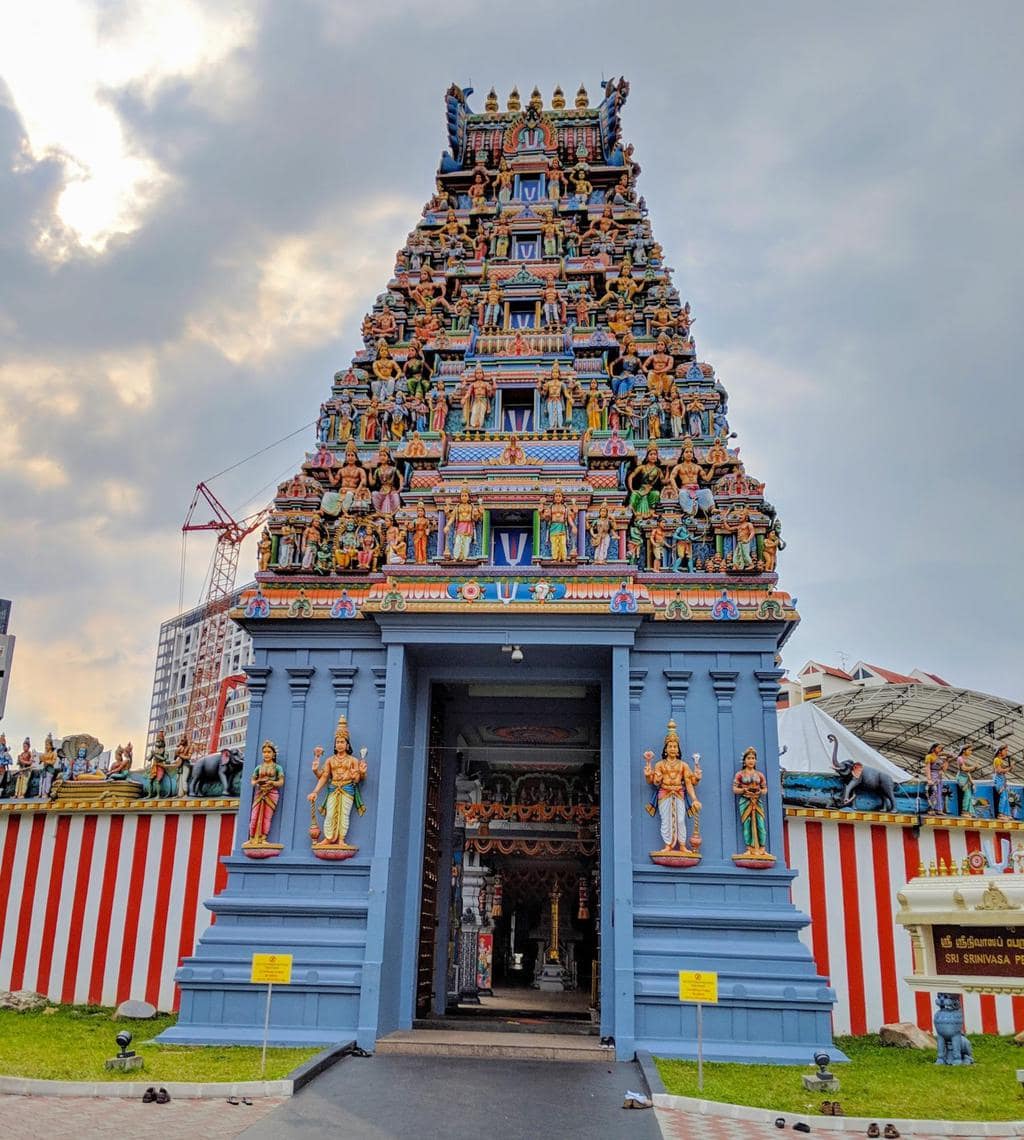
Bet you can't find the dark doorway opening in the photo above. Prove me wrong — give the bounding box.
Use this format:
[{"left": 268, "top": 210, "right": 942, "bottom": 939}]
[{"left": 415, "top": 682, "right": 601, "bottom": 1030}]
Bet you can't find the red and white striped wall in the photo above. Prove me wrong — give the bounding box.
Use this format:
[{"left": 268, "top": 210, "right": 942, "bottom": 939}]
[
  {"left": 784, "top": 813, "right": 1024, "bottom": 1036},
  {"left": 0, "top": 808, "right": 234, "bottom": 1012},
  {"left": 1, "top": 805, "right": 1021, "bottom": 1034}
]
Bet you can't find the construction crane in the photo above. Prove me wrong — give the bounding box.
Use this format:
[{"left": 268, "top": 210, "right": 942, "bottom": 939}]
[{"left": 181, "top": 483, "right": 268, "bottom": 752}]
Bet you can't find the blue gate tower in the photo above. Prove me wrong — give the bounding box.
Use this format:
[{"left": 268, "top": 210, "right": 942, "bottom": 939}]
[{"left": 163, "top": 80, "right": 838, "bottom": 1063}]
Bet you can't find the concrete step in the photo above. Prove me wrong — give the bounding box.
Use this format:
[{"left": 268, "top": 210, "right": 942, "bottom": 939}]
[
  {"left": 375, "top": 1029, "right": 613, "bottom": 1062},
  {"left": 413, "top": 1015, "right": 596, "bottom": 1036}
]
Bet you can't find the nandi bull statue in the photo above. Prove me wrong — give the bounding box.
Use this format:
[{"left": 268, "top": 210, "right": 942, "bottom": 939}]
[
  {"left": 829, "top": 733, "right": 896, "bottom": 813},
  {"left": 933, "top": 992, "right": 974, "bottom": 1066}
]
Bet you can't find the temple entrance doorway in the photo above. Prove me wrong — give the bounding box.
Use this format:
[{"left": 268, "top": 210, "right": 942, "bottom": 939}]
[{"left": 416, "top": 681, "right": 601, "bottom": 1029}]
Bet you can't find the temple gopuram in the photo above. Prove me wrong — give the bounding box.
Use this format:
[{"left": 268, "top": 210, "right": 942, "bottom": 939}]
[{"left": 165, "top": 80, "right": 837, "bottom": 1063}]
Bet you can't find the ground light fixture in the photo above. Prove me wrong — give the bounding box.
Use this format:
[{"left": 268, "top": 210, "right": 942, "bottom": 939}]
[
  {"left": 115, "top": 1030, "right": 135, "bottom": 1058},
  {"left": 510, "top": 646, "right": 524, "bottom": 663},
  {"left": 813, "top": 1050, "right": 833, "bottom": 1081}
]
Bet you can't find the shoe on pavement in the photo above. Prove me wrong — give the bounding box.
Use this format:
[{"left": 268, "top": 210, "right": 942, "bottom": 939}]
[
  {"left": 142, "top": 1087, "right": 157, "bottom": 1104},
  {"left": 883, "top": 1128, "right": 900, "bottom": 1138},
  {"left": 793, "top": 1124, "right": 811, "bottom": 1134},
  {"left": 155, "top": 1088, "right": 171, "bottom": 1104},
  {"left": 831, "top": 1102, "right": 844, "bottom": 1116},
  {"left": 867, "top": 1126, "right": 880, "bottom": 1138},
  {"left": 227, "top": 1096, "right": 240, "bottom": 1105}
]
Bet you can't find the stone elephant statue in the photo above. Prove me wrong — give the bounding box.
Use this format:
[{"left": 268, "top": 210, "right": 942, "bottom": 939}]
[
  {"left": 186, "top": 749, "right": 244, "bottom": 797},
  {"left": 829, "top": 734, "right": 896, "bottom": 813}
]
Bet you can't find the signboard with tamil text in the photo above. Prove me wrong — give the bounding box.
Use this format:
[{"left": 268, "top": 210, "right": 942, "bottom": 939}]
[{"left": 933, "top": 926, "right": 1024, "bottom": 978}]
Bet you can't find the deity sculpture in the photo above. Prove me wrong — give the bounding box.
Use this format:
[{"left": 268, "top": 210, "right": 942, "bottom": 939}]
[
  {"left": 589, "top": 504, "right": 615, "bottom": 563},
  {"left": 627, "top": 445, "right": 663, "bottom": 517},
  {"left": 15, "top": 738, "right": 33, "bottom": 798},
  {"left": 108, "top": 742, "right": 133, "bottom": 780},
  {"left": 428, "top": 378, "right": 449, "bottom": 432},
  {"left": 308, "top": 716, "right": 368, "bottom": 859},
  {"left": 720, "top": 508, "right": 757, "bottom": 571},
  {"left": 642, "top": 337, "right": 675, "bottom": 398},
  {"left": 142, "top": 731, "right": 169, "bottom": 798},
  {"left": 0, "top": 734, "right": 11, "bottom": 797},
  {"left": 242, "top": 740, "right": 285, "bottom": 857},
  {"left": 328, "top": 442, "right": 369, "bottom": 513},
  {"left": 170, "top": 732, "right": 194, "bottom": 797},
  {"left": 463, "top": 364, "right": 494, "bottom": 430},
  {"left": 444, "top": 487, "right": 482, "bottom": 560},
  {"left": 540, "top": 279, "right": 563, "bottom": 328},
  {"left": 411, "top": 503, "right": 437, "bottom": 564},
  {"left": 991, "top": 745, "right": 1013, "bottom": 820},
  {"left": 609, "top": 335, "right": 642, "bottom": 397},
  {"left": 258, "top": 526, "right": 273, "bottom": 572},
  {"left": 953, "top": 744, "right": 980, "bottom": 817},
  {"left": 924, "top": 743, "right": 949, "bottom": 814},
  {"left": 584, "top": 380, "right": 605, "bottom": 431},
  {"left": 371, "top": 340, "right": 403, "bottom": 401},
  {"left": 644, "top": 720, "right": 701, "bottom": 865},
  {"left": 537, "top": 362, "right": 572, "bottom": 431},
  {"left": 665, "top": 441, "right": 715, "bottom": 517},
  {"left": 541, "top": 487, "right": 577, "bottom": 562},
  {"left": 38, "top": 733, "right": 59, "bottom": 797},
  {"left": 732, "top": 747, "right": 774, "bottom": 867}
]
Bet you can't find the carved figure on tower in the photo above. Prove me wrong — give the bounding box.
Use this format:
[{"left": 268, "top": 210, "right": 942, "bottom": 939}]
[{"left": 732, "top": 747, "right": 775, "bottom": 868}]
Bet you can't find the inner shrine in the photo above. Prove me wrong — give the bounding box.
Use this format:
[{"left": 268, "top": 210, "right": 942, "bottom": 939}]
[{"left": 164, "top": 79, "right": 838, "bottom": 1063}]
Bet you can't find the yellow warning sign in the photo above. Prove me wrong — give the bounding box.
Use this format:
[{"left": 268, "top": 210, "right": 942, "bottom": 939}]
[
  {"left": 251, "top": 953, "right": 293, "bottom": 984},
  {"left": 678, "top": 970, "right": 718, "bottom": 1003}
]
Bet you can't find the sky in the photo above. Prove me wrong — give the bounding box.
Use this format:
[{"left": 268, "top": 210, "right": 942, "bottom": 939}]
[{"left": 0, "top": 0, "right": 1021, "bottom": 749}]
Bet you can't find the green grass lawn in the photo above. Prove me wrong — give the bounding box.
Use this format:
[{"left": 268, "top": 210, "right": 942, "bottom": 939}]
[
  {"left": 656, "top": 1035, "right": 1024, "bottom": 1122},
  {"left": 0, "top": 1005, "right": 320, "bottom": 1083}
]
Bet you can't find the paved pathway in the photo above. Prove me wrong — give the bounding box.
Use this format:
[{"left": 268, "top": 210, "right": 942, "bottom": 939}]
[
  {"left": 238, "top": 1054, "right": 662, "bottom": 1140},
  {"left": 656, "top": 1105, "right": 974, "bottom": 1139},
  {"left": 0, "top": 1093, "right": 283, "bottom": 1139}
]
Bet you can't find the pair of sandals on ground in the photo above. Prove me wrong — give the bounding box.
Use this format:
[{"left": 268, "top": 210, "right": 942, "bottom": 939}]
[
  {"left": 776, "top": 1116, "right": 900, "bottom": 1136},
  {"left": 822, "top": 1106, "right": 900, "bottom": 1136},
  {"left": 141, "top": 1086, "right": 170, "bottom": 1104}
]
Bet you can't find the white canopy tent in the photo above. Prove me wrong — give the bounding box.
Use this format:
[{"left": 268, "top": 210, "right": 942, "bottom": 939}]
[{"left": 777, "top": 701, "right": 910, "bottom": 778}]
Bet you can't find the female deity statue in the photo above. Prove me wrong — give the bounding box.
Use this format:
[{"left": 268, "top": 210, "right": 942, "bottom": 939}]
[
  {"left": 954, "top": 745, "right": 980, "bottom": 817},
  {"left": 411, "top": 504, "right": 437, "bottom": 564},
  {"left": 924, "top": 743, "right": 949, "bottom": 814},
  {"left": 404, "top": 339, "right": 431, "bottom": 400},
  {"left": 588, "top": 505, "right": 615, "bottom": 563},
  {"left": 243, "top": 741, "right": 285, "bottom": 855},
  {"left": 609, "top": 335, "right": 642, "bottom": 398},
  {"left": 15, "top": 738, "right": 33, "bottom": 798},
  {"left": 428, "top": 378, "right": 449, "bottom": 432},
  {"left": 308, "top": 716, "right": 368, "bottom": 857},
  {"left": 991, "top": 745, "right": 1013, "bottom": 820},
  {"left": 370, "top": 447, "right": 402, "bottom": 515},
  {"left": 733, "top": 747, "right": 771, "bottom": 859},
  {"left": 627, "top": 446, "right": 663, "bottom": 517},
  {"left": 643, "top": 720, "right": 701, "bottom": 857},
  {"left": 258, "top": 526, "right": 273, "bottom": 572},
  {"left": 584, "top": 380, "right": 605, "bottom": 431}
]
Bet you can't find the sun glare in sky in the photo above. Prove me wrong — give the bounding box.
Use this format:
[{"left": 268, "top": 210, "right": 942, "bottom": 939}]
[{"left": 1, "top": 0, "right": 253, "bottom": 254}]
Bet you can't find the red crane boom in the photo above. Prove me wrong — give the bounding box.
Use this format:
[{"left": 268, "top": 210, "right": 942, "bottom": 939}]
[{"left": 182, "top": 483, "right": 267, "bottom": 752}]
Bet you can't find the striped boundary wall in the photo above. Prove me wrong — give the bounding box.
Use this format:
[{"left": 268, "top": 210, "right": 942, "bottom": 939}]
[
  {"left": 0, "top": 809, "right": 234, "bottom": 1012},
  {"left": 785, "top": 813, "right": 1024, "bottom": 1036},
  {"left": 0, "top": 804, "right": 1021, "bottom": 1035}
]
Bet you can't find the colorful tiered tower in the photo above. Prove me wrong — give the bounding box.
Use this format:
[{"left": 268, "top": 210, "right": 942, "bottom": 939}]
[{"left": 165, "top": 81, "right": 837, "bottom": 1063}]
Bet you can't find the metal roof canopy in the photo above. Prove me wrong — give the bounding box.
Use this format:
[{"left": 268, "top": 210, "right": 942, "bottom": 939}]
[{"left": 816, "top": 684, "right": 1023, "bottom": 775}]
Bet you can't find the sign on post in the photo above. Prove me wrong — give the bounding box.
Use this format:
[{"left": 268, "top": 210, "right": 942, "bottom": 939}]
[
  {"left": 679, "top": 970, "right": 718, "bottom": 1092},
  {"left": 251, "top": 953, "right": 293, "bottom": 984},
  {"left": 252, "top": 953, "right": 293, "bottom": 1077}
]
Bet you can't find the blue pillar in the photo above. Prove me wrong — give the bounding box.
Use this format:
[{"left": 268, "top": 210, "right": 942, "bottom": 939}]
[
  {"left": 357, "top": 642, "right": 407, "bottom": 1049},
  {"left": 709, "top": 669, "right": 739, "bottom": 864},
  {"left": 755, "top": 668, "right": 786, "bottom": 855},
  {"left": 610, "top": 644, "right": 636, "bottom": 1060}
]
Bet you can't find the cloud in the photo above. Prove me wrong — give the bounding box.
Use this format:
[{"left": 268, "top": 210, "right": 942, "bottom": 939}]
[{"left": 0, "top": 0, "right": 1022, "bottom": 750}]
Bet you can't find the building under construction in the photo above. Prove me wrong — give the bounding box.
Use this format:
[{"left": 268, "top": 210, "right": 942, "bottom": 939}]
[{"left": 145, "top": 587, "right": 254, "bottom": 756}]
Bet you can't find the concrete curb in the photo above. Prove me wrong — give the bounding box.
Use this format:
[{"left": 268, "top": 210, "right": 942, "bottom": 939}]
[
  {"left": 0, "top": 1039, "right": 356, "bottom": 1099},
  {"left": 651, "top": 1092, "right": 1024, "bottom": 1136}
]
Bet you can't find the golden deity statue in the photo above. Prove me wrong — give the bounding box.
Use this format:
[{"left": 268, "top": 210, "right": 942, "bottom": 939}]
[
  {"left": 308, "top": 716, "right": 368, "bottom": 860},
  {"left": 644, "top": 720, "right": 702, "bottom": 865}
]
